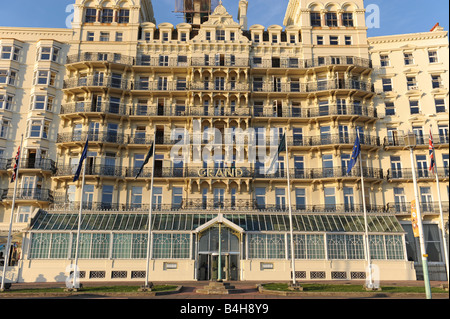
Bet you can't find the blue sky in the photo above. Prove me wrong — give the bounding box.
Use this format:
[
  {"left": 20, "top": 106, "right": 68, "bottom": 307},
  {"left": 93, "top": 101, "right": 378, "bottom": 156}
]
[{"left": 0, "top": 0, "right": 448, "bottom": 37}]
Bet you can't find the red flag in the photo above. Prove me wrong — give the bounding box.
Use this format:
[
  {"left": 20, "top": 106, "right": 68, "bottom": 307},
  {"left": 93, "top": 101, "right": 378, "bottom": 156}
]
[
  {"left": 428, "top": 130, "right": 435, "bottom": 174},
  {"left": 10, "top": 146, "right": 20, "bottom": 183}
]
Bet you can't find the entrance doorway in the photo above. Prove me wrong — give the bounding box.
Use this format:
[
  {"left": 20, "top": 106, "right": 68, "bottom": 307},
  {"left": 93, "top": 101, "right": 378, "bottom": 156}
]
[
  {"left": 198, "top": 254, "right": 239, "bottom": 281},
  {"left": 197, "top": 223, "right": 241, "bottom": 281}
]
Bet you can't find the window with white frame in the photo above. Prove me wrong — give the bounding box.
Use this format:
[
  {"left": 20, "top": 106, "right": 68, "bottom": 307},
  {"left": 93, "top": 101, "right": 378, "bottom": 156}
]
[
  {"left": 0, "top": 69, "right": 17, "bottom": 86},
  {"left": 16, "top": 206, "right": 32, "bottom": 223},
  {"left": 37, "top": 46, "right": 60, "bottom": 62},
  {"left": 31, "top": 95, "right": 54, "bottom": 112},
  {"left": 33, "top": 70, "right": 56, "bottom": 86},
  {"left": 27, "top": 118, "right": 51, "bottom": 139},
  {"left": 118, "top": 9, "right": 130, "bottom": 23},
  {"left": 85, "top": 8, "right": 97, "bottom": 23},
  {"left": 0, "top": 94, "right": 13, "bottom": 110},
  {"left": 0, "top": 118, "right": 10, "bottom": 138},
  {"left": 1, "top": 45, "right": 20, "bottom": 61},
  {"left": 380, "top": 54, "right": 390, "bottom": 67},
  {"left": 115, "top": 32, "right": 123, "bottom": 42},
  {"left": 428, "top": 50, "right": 438, "bottom": 63},
  {"left": 100, "top": 32, "right": 110, "bottom": 42},
  {"left": 403, "top": 52, "right": 414, "bottom": 65},
  {"left": 329, "top": 36, "right": 339, "bottom": 45},
  {"left": 87, "top": 32, "right": 95, "bottom": 41}
]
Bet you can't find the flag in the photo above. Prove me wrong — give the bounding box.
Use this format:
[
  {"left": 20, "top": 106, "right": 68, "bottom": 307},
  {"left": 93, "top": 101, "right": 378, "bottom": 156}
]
[
  {"left": 267, "top": 132, "right": 286, "bottom": 174},
  {"left": 73, "top": 139, "right": 89, "bottom": 182},
  {"left": 10, "top": 146, "right": 20, "bottom": 183},
  {"left": 347, "top": 134, "right": 361, "bottom": 174},
  {"left": 429, "top": 130, "right": 436, "bottom": 174},
  {"left": 411, "top": 200, "right": 420, "bottom": 238},
  {"left": 135, "top": 143, "right": 154, "bottom": 179}
]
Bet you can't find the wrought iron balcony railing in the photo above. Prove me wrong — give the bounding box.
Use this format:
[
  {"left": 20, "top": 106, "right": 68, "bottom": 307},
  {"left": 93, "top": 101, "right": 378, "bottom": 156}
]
[
  {"left": 63, "top": 76, "right": 130, "bottom": 90},
  {"left": 253, "top": 104, "right": 377, "bottom": 119},
  {"left": 288, "top": 133, "right": 380, "bottom": 147},
  {"left": 384, "top": 135, "right": 450, "bottom": 147},
  {"left": 60, "top": 101, "right": 128, "bottom": 116},
  {"left": 385, "top": 201, "right": 449, "bottom": 215},
  {"left": 1, "top": 188, "right": 54, "bottom": 202},
  {"left": 252, "top": 79, "right": 374, "bottom": 93},
  {"left": 387, "top": 168, "right": 449, "bottom": 180},
  {"left": 57, "top": 132, "right": 125, "bottom": 144},
  {"left": 251, "top": 56, "right": 372, "bottom": 69},
  {"left": 66, "top": 52, "right": 135, "bottom": 65},
  {"left": 6, "top": 158, "right": 56, "bottom": 172},
  {"left": 55, "top": 164, "right": 126, "bottom": 178}
]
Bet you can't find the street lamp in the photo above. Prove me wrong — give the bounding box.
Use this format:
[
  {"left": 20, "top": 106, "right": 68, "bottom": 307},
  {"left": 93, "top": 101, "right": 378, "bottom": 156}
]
[{"left": 403, "top": 131, "right": 432, "bottom": 299}]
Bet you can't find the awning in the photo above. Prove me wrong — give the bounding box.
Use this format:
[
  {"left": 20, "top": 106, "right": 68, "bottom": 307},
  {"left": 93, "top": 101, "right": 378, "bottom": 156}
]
[{"left": 30, "top": 210, "right": 405, "bottom": 233}]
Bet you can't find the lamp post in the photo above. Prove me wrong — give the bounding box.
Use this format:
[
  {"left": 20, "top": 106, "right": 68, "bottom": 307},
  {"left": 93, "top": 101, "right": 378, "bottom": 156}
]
[{"left": 404, "top": 131, "right": 432, "bottom": 299}]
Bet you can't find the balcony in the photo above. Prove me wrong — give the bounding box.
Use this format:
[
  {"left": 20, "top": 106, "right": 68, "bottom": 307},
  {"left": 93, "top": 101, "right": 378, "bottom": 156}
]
[
  {"left": 57, "top": 132, "right": 125, "bottom": 145},
  {"left": 251, "top": 56, "right": 372, "bottom": 70},
  {"left": 133, "top": 80, "right": 188, "bottom": 92},
  {"left": 387, "top": 168, "right": 449, "bottom": 181},
  {"left": 129, "top": 105, "right": 251, "bottom": 117},
  {"left": 384, "top": 135, "right": 449, "bottom": 148},
  {"left": 55, "top": 164, "right": 125, "bottom": 178},
  {"left": 60, "top": 101, "right": 128, "bottom": 117},
  {"left": 288, "top": 133, "right": 381, "bottom": 148},
  {"left": 1, "top": 188, "right": 54, "bottom": 202},
  {"left": 253, "top": 104, "right": 377, "bottom": 119},
  {"left": 66, "top": 52, "right": 135, "bottom": 65},
  {"left": 191, "top": 57, "right": 249, "bottom": 68},
  {"left": 252, "top": 79, "right": 374, "bottom": 94},
  {"left": 63, "top": 76, "right": 130, "bottom": 91},
  {"left": 254, "top": 167, "right": 383, "bottom": 180},
  {"left": 190, "top": 82, "right": 250, "bottom": 92},
  {"left": 386, "top": 201, "right": 449, "bottom": 215},
  {"left": 49, "top": 199, "right": 386, "bottom": 214},
  {"left": 0, "top": 158, "right": 9, "bottom": 171},
  {"left": 6, "top": 158, "right": 56, "bottom": 173}
]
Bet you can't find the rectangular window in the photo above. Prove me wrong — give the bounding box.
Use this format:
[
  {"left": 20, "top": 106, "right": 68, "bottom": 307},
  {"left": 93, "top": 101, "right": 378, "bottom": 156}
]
[
  {"left": 87, "top": 32, "right": 95, "bottom": 41},
  {"left": 324, "top": 187, "right": 336, "bottom": 211},
  {"left": 326, "top": 12, "right": 338, "bottom": 27},
  {"left": 39, "top": 47, "right": 52, "bottom": 60},
  {"left": 180, "top": 32, "right": 187, "bottom": 41},
  {"left": 317, "top": 35, "right": 323, "bottom": 45},
  {"left": 342, "top": 12, "right": 354, "bottom": 26},
  {"left": 1, "top": 46, "right": 20, "bottom": 61},
  {"left": 216, "top": 30, "right": 225, "bottom": 41},
  {"left": 172, "top": 187, "right": 183, "bottom": 209},
  {"left": 102, "top": 185, "right": 114, "bottom": 209},
  {"left": 275, "top": 188, "right": 286, "bottom": 210},
  {"left": 329, "top": 36, "right": 339, "bottom": 45},
  {"left": 406, "top": 76, "right": 417, "bottom": 90},
  {"left": 385, "top": 102, "right": 395, "bottom": 116},
  {"left": 131, "top": 187, "right": 143, "bottom": 208},
  {"left": 206, "top": 31, "right": 211, "bottom": 41},
  {"left": 431, "top": 75, "right": 442, "bottom": 89},
  {"left": 428, "top": 50, "right": 438, "bottom": 63},
  {"left": 118, "top": 9, "right": 130, "bottom": 23},
  {"left": 115, "top": 32, "right": 123, "bottom": 42},
  {"left": 100, "top": 32, "right": 110, "bottom": 42},
  {"left": 85, "top": 8, "right": 97, "bottom": 23},
  {"left": 162, "top": 32, "right": 169, "bottom": 42},
  {"left": 345, "top": 36, "right": 352, "bottom": 45},
  {"left": 380, "top": 54, "right": 390, "bottom": 67},
  {"left": 295, "top": 188, "right": 306, "bottom": 210},
  {"left": 382, "top": 78, "right": 392, "bottom": 92},
  {"left": 102, "top": 9, "right": 114, "bottom": 23},
  {"left": 231, "top": 32, "right": 236, "bottom": 41},
  {"left": 0, "top": 119, "right": 10, "bottom": 138},
  {"left": 0, "top": 94, "right": 14, "bottom": 110},
  {"left": 435, "top": 99, "right": 446, "bottom": 113},
  {"left": 409, "top": 100, "right": 419, "bottom": 114},
  {"left": 404, "top": 52, "right": 414, "bottom": 65},
  {"left": 310, "top": 12, "right": 321, "bottom": 27},
  {"left": 255, "top": 187, "right": 266, "bottom": 209}
]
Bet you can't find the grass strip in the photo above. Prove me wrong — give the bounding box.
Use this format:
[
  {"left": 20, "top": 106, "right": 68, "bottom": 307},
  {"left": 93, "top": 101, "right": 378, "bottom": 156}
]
[
  {"left": 262, "top": 283, "right": 448, "bottom": 294},
  {"left": 1, "top": 285, "right": 178, "bottom": 294}
]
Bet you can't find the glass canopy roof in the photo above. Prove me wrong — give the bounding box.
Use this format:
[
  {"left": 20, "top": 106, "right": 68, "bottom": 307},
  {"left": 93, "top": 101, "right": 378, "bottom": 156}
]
[{"left": 30, "top": 210, "right": 405, "bottom": 233}]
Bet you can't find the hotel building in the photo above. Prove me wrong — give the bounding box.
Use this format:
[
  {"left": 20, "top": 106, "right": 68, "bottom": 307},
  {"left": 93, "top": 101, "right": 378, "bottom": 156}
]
[{"left": 0, "top": 0, "right": 448, "bottom": 284}]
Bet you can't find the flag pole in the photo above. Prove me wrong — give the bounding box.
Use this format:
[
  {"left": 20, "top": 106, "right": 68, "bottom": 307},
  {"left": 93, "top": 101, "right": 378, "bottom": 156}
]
[
  {"left": 356, "top": 129, "right": 374, "bottom": 289},
  {"left": 283, "top": 129, "right": 297, "bottom": 286},
  {"left": 430, "top": 125, "right": 449, "bottom": 286},
  {"left": 1, "top": 134, "right": 23, "bottom": 291},
  {"left": 144, "top": 137, "right": 156, "bottom": 289},
  {"left": 72, "top": 139, "right": 87, "bottom": 290}
]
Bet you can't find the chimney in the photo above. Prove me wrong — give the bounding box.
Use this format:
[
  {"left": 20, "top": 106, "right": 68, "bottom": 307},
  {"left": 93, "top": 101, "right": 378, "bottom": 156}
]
[{"left": 238, "top": 0, "right": 248, "bottom": 30}]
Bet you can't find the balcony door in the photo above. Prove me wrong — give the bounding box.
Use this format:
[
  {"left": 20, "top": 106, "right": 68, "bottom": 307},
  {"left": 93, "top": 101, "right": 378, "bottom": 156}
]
[
  {"left": 214, "top": 188, "right": 225, "bottom": 209},
  {"left": 416, "top": 155, "right": 429, "bottom": 178}
]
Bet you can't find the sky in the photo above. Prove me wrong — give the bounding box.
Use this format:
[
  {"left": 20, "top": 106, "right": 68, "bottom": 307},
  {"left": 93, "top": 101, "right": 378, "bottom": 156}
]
[{"left": 0, "top": 0, "right": 448, "bottom": 37}]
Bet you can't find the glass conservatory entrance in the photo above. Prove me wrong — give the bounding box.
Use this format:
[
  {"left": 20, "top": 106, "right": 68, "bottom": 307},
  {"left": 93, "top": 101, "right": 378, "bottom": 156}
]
[{"left": 197, "top": 223, "right": 241, "bottom": 281}]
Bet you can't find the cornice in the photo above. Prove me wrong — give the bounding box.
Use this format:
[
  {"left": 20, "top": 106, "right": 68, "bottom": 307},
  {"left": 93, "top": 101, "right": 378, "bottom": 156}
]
[{"left": 368, "top": 31, "right": 448, "bottom": 44}]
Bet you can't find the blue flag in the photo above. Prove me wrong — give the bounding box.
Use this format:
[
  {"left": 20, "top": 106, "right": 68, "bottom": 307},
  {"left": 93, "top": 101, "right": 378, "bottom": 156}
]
[
  {"left": 73, "top": 138, "right": 89, "bottom": 182},
  {"left": 347, "top": 134, "right": 361, "bottom": 174}
]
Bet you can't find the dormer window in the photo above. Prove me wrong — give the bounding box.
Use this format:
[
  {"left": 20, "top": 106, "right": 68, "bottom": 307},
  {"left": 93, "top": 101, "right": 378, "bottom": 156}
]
[
  {"left": 216, "top": 30, "right": 225, "bottom": 41},
  {"left": 162, "top": 32, "right": 169, "bottom": 42}
]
